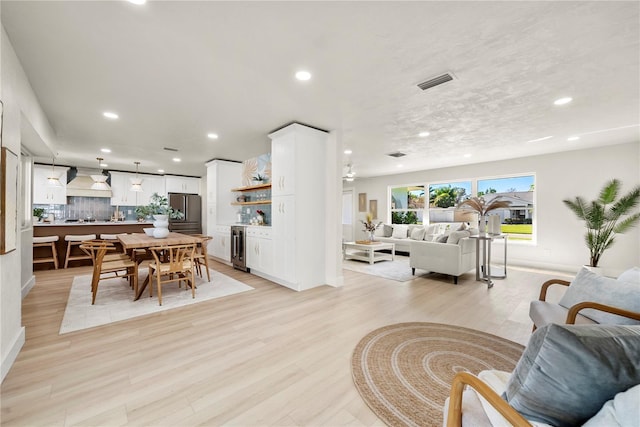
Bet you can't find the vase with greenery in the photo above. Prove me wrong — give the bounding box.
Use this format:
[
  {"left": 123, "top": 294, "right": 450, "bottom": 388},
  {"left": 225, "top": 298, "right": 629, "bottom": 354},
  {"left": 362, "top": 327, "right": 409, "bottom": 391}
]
[
  {"left": 135, "top": 193, "right": 184, "bottom": 220},
  {"left": 563, "top": 179, "right": 640, "bottom": 268},
  {"left": 361, "top": 213, "right": 383, "bottom": 241},
  {"left": 33, "top": 207, "right": 45, "bottom": 223}
]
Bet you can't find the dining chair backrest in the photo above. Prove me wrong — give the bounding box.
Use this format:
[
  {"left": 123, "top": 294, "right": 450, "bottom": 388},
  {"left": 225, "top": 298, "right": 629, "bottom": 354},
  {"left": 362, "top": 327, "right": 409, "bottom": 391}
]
[
  {"left": 148, "top": 244, "right": 196, "bottom": 273},
  {"left": 80, "top": 240, "right": 116, "bottom": 266}
]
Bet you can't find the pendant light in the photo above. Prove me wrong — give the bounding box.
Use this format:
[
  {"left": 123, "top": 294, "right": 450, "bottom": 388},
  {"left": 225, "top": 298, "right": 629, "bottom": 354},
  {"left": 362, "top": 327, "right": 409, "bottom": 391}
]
[
  {"left": 90, "top": 157, "right": 110, "bottom": 190},
  {"left": 130, "top": 161, "right": 143, "bottom": 192},
  {"left": 47, "top": 156, "right": 62, "bottom": 187}
]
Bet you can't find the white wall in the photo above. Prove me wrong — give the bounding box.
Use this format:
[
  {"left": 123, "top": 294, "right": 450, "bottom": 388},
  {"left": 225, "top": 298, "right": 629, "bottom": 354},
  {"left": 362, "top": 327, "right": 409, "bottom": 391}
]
[
  {"left": 1, "top": 25, "right": 57, "bottom": 382},
  {"left": 345, "top": 142, "right": 640, "bottom": 277}
]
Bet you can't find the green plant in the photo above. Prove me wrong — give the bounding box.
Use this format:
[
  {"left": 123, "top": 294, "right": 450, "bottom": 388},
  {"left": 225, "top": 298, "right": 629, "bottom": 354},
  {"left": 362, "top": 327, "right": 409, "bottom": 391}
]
[
  {"left": 252, "top": 174, "right": 265, "bottom": 181},
  {"left": 141, "top": 193, "right": 185, "bottom": 220},
  {"left": 33, "top": 207, "right": 45, "bottom": 218},
  {"left": 563, "top": 179, "right": 640, "bottom": 267},
  {"left": 134, "top": 205, "right": 152, "bottom": 219}
]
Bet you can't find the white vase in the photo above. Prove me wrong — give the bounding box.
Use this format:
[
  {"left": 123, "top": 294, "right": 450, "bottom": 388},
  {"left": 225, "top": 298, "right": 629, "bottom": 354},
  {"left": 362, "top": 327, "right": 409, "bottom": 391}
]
[{"left": 152, "top": 214, "right": 170, "bottom": 238}]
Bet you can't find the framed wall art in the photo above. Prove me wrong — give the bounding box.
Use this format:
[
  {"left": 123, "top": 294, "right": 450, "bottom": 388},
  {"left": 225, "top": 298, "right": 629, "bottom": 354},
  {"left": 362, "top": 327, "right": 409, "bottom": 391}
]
[
  {"left": 369, "top": 200, "right": 378, "bottom": 219},
  {"left": 358, "top": 193, "right": 367, "bottom": 212},
  {"left": 1, "top": 146, "right": 19, "bottom": 254}
]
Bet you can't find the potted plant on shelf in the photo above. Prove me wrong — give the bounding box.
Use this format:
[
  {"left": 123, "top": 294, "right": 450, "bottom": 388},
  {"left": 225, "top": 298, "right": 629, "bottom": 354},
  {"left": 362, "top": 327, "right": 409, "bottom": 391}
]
[
  {"left": 563, "top": 179, "right": 640, "bottom": 270},
  {"left": 252, "top": 174, "right": 266, "bottom": 184},
  {"left": 139, "top": 193, "right": 185, "bottom": 238},
  {"left": 33, "top": 207, "right": 45, "bottom": 224}
]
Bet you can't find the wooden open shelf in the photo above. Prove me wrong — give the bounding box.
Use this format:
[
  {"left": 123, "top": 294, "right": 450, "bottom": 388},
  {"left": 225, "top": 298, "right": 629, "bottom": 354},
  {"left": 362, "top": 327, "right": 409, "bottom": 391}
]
[
  {"left": 231, "top": 200, "right": 272, "bottom": 206},
  {"left": 231, "top": 183, "right": 272, "bottom": 192}
]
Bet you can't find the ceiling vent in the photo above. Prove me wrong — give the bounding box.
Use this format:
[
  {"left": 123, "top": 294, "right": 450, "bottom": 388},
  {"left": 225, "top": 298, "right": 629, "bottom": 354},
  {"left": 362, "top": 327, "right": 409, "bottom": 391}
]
[
  {"left": 417, "top": 72, "right": 454, "bottom": 91},
  {"left": 163, "top": 147, "right": 179, "bottom": 152},
  {"left": 387, "top": 152, "right": 407, "bottom": 158}
]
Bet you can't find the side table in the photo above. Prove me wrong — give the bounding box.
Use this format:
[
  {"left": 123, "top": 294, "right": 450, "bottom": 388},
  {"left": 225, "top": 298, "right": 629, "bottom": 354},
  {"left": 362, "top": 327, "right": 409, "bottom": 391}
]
[{"left": 469, "top": 233, "right": 508, "bottom": 288}]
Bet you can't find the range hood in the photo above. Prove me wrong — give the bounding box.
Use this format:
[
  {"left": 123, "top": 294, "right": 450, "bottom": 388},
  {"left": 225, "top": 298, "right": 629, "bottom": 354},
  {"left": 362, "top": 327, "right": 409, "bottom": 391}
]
[{"left": 66, "top": 168, "right": 112, "bottom": 198}]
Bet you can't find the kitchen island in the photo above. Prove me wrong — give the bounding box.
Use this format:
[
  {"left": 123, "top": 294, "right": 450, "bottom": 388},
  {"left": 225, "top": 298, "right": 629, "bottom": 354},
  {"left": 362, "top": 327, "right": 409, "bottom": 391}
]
[{"left": 33, "top": 221, "right": 153, "bottom": 269}]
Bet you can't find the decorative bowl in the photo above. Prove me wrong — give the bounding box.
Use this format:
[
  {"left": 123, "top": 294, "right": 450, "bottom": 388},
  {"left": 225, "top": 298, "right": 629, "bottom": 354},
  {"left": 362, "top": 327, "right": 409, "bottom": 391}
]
[{"left": 143, "top": 228, "right": 154, "bottom": 236}]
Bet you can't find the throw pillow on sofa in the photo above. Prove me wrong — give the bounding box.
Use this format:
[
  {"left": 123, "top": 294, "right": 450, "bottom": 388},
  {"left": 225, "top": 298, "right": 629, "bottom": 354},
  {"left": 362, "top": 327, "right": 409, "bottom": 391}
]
[
  {"left": 617, "top": 266, "right": 640, "bottom": 284},
  {"left": 374, "top": 227, "right": 385, "bottom": 237},
  {"left": 504, "top": 324, "right": 640, "bottom": 427},
  {"left": 436, "top": 234, "right": 449, "bottom": 243},
  {"left": 383, "top": 225, "right": 393, "bottom": 237},
  {"left": 410, "top": 227, "right": 425, "bottom": 240},
  {"left": 446, "top": 230, "right": 471, "bottom": 244},
  {"left": 391, "top": 225, "right": 409, "bottom": 239}
]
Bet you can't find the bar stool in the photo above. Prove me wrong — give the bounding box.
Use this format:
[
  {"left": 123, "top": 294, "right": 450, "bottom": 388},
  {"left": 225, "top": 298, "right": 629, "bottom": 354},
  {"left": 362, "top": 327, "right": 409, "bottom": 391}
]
[
  {"left": 33, "top": 235, "right": 59, "bottom": 269},
  {"left": 64, "top": 234, "right": 97, "bottom": 268}
]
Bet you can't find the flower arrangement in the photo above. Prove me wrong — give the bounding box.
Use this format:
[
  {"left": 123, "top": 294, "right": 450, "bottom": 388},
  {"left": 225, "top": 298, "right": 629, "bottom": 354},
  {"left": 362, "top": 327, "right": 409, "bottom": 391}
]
[
  {"left": 458, "top": 196, "right": 511, "bottom": 216},
  {"left": 361, "top": 213, "right": 383, "bottom": 233},
  {"left": 256, "top": 209, "right": 265, "bottom": 217}
]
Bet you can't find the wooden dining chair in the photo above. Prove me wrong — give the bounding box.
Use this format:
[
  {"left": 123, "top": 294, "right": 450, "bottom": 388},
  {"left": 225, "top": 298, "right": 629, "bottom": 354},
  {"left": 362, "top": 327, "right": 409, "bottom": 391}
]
[
  {"left": 147, "top": 244, "right": 197, "bottom": 306},
  {"left": 80, "top": 240, "right": 139, "bottom": 305},
  {"left": 191, "top": 234, "right": 213, "bottom": 282}
]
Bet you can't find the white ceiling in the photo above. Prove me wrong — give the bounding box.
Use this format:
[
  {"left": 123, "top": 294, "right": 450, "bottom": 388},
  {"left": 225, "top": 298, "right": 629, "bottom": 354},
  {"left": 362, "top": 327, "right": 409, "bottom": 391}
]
[{"left": 2, "top": 1, "right": 639, "bottom": 178}]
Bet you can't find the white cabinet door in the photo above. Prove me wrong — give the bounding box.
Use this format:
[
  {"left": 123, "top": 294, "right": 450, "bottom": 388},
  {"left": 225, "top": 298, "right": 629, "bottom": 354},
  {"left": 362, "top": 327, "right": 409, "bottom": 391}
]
[
  {"left": 166, "top": 176, "right": 201, "bottom": 194},
  {"left": 209, "top": 225, "right": 231, "bottom": 262},
  {"left": 270, "top": 133, "right": 295, "bottom": 197},
  {"left": 109, "top": 172, "right": 136, "bottom": 206},
  {"left": 246, "top": 227, "right": 273, "bottom": 275},
  {"left": 271, "top": 195, "right": 295, "bottom": 285},
  {"left": 137, "top": 175, "right": 166, "bottom": 206},
  {"left": 33, "top": 165, "right": 68, "bottom": 205}
]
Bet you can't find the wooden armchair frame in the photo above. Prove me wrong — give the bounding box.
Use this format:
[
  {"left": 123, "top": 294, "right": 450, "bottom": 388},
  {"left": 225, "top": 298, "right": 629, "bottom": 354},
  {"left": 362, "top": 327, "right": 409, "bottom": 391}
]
[
  {"left": 533, "top": 279, "right": 640, "bottom": 331},
  {"left": 148, "top": 244, "right": 196, "bottom": 306},
  {"left": 446, "top": 372, "right": 531, "bottom": 427}
]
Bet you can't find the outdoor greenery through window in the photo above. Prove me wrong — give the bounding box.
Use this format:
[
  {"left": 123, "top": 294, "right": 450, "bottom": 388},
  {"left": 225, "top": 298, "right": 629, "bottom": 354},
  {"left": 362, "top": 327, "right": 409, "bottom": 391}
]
[
  {"left": 390, "top": 186, "right": 425, "bottom": 224},
  {"left": 389, "top": 174, "right": 535, "bottom": 241}
]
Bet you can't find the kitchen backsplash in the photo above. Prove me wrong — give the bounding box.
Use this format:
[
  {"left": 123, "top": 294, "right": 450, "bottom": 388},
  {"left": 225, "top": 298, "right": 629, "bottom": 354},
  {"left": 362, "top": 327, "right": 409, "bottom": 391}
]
[{"left": 34, "top": 197, "right": 136, "bottom": 221}]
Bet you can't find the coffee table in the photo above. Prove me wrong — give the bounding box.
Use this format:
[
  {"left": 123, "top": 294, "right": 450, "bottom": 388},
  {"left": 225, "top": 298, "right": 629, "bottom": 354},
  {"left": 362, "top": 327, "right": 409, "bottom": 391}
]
[{"left": 343, "top": 241, "right": 395, "bottom": 264}]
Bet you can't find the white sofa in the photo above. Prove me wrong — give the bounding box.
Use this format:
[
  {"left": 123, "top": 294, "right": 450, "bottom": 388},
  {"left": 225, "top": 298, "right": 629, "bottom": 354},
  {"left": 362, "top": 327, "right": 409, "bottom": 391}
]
[{"left": 373, "top": 222, "right": 477, "bottom": 284}]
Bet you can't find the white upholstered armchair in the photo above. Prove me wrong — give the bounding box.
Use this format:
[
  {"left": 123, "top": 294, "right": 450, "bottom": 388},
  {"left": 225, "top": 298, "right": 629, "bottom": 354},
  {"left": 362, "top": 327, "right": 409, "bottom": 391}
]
[{"left": 409, "top": 237, "right": 476, "bottom": 284}]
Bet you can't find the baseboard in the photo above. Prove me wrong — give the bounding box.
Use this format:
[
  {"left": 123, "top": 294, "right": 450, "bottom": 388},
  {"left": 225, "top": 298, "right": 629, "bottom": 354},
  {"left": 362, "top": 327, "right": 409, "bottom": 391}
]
[
  {"left": 509, "top": 258, "right": 578, "bottom": 275},
  {"left": 1, "top": 327, "right": 25, "bottom": 383},
  {"left": 325, "top": 273, "right": 344, "bottom": 287},
  {"left": 21, "top": 274, "right": 36, "bottom": 299}
]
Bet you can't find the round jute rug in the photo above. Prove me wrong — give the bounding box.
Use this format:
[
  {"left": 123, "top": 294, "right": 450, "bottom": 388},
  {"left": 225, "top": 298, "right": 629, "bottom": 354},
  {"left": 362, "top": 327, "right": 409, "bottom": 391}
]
[{"left": 351, "top": 322, "right": 525, "bottom": 427}]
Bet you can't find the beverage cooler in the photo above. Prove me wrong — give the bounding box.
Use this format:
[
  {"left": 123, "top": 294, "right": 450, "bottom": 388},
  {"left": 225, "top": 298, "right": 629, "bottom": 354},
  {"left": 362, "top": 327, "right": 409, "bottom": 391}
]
[{"left": 231, "top": 226, "right": 247, "bottom": 271}]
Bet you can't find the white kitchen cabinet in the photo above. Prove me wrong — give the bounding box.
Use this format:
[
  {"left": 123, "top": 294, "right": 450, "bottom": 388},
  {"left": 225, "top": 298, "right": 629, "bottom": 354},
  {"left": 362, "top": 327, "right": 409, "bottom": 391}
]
[
  {"left": 33, "top": 164, "right": 69, "bottom": 205},
  {"left": 246, "top": 226, "right": 273, "bottom": 276},
  {"left": 165, "top": 176, "right": 201, "bottom": 194},
  {"left": 268, "top": 123, "right": 329, "bottom": 291},
  {"left": 205, "top": 160, "right": 242, "bottom": 225},
  {"left": 109, "top": 172, "right": 137, "bottom": 206},
  {"left": 208, "top": 225, "right": 231, "bottom": 263},
  {"left": 137, "top": 174, "right": 166, "bottom": 206}
]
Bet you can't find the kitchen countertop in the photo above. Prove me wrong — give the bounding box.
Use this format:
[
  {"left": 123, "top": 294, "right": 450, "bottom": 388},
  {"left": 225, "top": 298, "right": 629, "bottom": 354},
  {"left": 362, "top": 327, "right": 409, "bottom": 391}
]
[{"left": 34, "top": 221, "right": 153, "bottom": 226}]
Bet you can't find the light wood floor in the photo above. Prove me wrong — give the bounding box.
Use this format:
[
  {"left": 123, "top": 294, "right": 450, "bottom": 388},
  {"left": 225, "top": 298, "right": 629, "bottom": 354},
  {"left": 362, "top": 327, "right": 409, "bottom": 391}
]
[{"left": 1, "top": 259, "right": 571, "bottom": 426}]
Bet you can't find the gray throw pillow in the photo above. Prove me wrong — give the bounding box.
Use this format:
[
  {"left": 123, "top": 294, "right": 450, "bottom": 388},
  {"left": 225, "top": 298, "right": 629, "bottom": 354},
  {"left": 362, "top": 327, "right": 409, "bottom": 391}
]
[
  {"left": 446, "top": 230, "right": 471, "bottom": 244},
  {"left": 410, "top": 227, "right": 425, "bottom": 241},
  {"left": 558, "top": 267, "right": 640, "bottom": 325},
  {"left": 383, "top": 225, "right": 393, "bottom": 237},
  {"left": 436, "top": 234, "right": 448, "bottom": 243},
  {"left": 504, "top": 324, "right": 640, "bottom": 427}
]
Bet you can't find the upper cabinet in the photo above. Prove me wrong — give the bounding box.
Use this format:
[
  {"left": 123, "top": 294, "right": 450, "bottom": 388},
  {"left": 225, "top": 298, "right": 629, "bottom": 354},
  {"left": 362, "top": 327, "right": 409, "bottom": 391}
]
[
  {"left": 270, "top": 132, "right": 296, "bottom": 197},
  {"left": 205, "top": 160, "right": 241, "bottom": 226},
  {"left": 136, "top": 174, "right": 166, "bottom": 206},
  {"left": 33, "top": 164, "right": 69, "bottom": 205},
  {"left": 110, "top": 172, "right": 167, "bottom": 206},
  {"left": 165, "top": 176, "right": 201, "bottom": 194}
]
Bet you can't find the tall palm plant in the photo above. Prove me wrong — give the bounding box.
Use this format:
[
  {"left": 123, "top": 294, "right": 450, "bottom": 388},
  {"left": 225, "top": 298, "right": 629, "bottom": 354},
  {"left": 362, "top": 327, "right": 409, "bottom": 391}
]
[{"left": 563, "top": 179, "right": 640, "bottom": 267}]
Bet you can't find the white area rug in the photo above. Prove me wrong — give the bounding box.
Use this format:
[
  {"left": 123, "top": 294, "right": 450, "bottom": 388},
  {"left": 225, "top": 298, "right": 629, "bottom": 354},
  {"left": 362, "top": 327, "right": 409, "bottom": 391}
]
[
  {"left": 60, "top": 268, "right": 254, "bottom": 334},
  {"left": 342, "top": 255, "right": 426, "bottom": 282}
]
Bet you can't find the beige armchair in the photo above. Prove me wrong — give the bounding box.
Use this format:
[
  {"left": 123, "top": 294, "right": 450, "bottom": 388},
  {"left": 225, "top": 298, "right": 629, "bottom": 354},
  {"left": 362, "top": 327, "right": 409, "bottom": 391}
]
[{"left": 409, "top": 238, "right": 476, "bottom": 284}]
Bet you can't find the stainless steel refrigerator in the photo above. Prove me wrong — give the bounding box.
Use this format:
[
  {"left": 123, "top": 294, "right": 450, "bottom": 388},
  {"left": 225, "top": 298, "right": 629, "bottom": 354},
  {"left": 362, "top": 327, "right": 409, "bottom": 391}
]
[{"left": 168, "top": 193, "right": 202, "bottom": 234}]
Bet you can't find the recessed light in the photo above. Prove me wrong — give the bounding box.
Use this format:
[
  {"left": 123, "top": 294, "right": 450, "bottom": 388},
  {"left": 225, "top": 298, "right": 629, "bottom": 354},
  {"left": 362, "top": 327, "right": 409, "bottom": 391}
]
[
  {"left": 418, "top": 131, "right": 430, "bottom": 137},
  {"left": 527, "top": 136, "right": 553, "bottom": 143},
  {"left": 127, "top": 0, "right": 146, "bottom": 5},
  {"left": 157, "top": 169, "right": 164, "bottom": 173},
  {"left": 463, "top": 153, "right": 472, "bottom": 158},
  {"left": 567, "top": 136, "right": 580, "bottom": 141},
  {"left": 101, "top": 148, "right": 111, "bottom": 153},
  {"left": 344, "top": 149, "right": 352, "bottom": 155},
  {"left": 554, "top": 97, "right": 573, "bottom": 106},
  {"left": 103, "top": 111, "right": 119, "bottom": 119},
  {"left": 295, "top": 70, "right": 311, "bottom": 81},
  {"left": 172, "top": 158, "right": 181, "bottom": 162},
  {"left": 207, "top": 133, "right": 219, "bottom": 139}
]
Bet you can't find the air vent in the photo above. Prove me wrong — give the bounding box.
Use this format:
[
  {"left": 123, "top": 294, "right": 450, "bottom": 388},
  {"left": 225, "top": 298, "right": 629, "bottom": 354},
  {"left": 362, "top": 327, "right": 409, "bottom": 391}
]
[
  {"left": 387, "top": 152, "right": 406, "bottom": 158},
  {"left": 417, "top": 73, "right": 454, "bottom": 91},
  {"left": 163, "top": 147, "right": 179, "bottom": 152}
]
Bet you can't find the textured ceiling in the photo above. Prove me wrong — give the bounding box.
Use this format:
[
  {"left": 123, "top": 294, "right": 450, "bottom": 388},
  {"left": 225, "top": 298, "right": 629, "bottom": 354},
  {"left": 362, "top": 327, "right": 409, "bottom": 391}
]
[{"left": 2, "top": 1, "right": 639, "bottom": 178}]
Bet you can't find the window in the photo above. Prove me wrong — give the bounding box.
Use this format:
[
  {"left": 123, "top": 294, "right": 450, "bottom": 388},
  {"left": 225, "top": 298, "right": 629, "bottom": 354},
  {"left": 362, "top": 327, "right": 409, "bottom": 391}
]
[
  {"left": 390, "top": 185, "right": 424, "bottom": 224},
  {"left": 428, "top": 181, "right": 472, "bottom": 223},
  {"left": 477, "top": 175, "right": 535, "bottom": 241}
]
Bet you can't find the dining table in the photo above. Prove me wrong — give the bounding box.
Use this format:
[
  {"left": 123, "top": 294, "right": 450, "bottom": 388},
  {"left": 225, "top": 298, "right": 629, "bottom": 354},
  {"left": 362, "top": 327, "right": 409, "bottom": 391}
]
[{"left": 118, "top": 232, "right": 201, "bottom": 300}]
